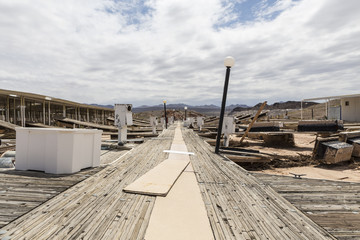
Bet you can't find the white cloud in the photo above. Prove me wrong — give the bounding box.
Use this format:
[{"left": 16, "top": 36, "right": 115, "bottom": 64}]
[{"left": 0, "top": 0, "right": 359, "bottom": 107}]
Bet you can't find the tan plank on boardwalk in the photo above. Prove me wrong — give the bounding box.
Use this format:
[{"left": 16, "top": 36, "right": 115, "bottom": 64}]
[
  {"left": 123, "top": 159, "right": 189, "bottom": 196},
  {"left": 145, "top": 172, "right": 214, "bottom": 240},
  {"left": 145, "top": 124, "right": 213, "bottom": 240},
  {"left": 124, "top": 124, "right": 189, "bottom": 196}
]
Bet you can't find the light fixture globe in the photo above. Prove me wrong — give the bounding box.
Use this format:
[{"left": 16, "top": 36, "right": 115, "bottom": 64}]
[
  {"left": 163, "top": 100, "right": 166, "bottom": 104},
  {"left": 224, "top": 56, "right": 235, "bottom": 68},
  {"left": 184, "top": 106, "right": 187, "bottom": 110}
]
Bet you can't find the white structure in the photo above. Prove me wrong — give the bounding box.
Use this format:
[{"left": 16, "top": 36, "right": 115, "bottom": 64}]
[
  {"left": 222, "top": 116, "right": 236, "bottom": 147},
  {"left": 302, "top": 94, "right": 360, "bottom": 122},
  {"left": 15, "top": 128, "right": 102, "bottom": 174},
  {"left": 114, "top": 104, "right": 133, "bottom": 145},
  {"left": 183, "top": 118, "right": 190, "bottom": 127},
  {"left": 189, "top": 117, "right": 195, "bottom": 127},
  {"left": 160, "top": 117, "right": 165, "bottom": 129},
  {"left": 197, "top": 117, "right": 204, "bottom": 130},
  {"left": 150, "top": 116, "right": 158, "bottom": 134}
]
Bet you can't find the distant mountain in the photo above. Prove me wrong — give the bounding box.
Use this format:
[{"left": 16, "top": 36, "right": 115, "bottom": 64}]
[
  {"left": 90, "top": 104, "right": 114, "bottom": 109},
  {"left": 132, "top": 103, "right": 250, "bottom": 115},
  {"left": 230, "top": 101, "right": 318, "bottom": 114}
]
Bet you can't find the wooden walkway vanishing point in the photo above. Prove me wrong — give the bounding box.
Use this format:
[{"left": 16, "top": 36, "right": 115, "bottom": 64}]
[{"left": 0, "top": 124, "right": 336, "bottom": 239}]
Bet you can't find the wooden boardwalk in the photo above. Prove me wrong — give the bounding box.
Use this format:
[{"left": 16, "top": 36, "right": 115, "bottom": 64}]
[
  {"left": 0, "top": 150, "right": 127, "bottom": 228},
  {"left": 182, "top": 128, "right": 334, "bottom": 239},
  {"left": 252, "top": 173, "right": 360, "bottom": 240},
  {"left": 0, "top": 126, "right": 336, "bottom": 239}
]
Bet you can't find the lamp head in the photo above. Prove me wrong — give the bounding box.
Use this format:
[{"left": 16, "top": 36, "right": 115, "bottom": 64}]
[
  {"left": 224, "top": 56, "right": 235, "bottom": 68},
  {"left": 163, "top": 100, "right": 166, "bottom": 104}
]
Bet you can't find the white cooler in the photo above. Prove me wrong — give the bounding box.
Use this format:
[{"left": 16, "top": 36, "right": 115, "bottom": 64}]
[{"left": 15, "top": 128, "right": 103, "bottom": 174}]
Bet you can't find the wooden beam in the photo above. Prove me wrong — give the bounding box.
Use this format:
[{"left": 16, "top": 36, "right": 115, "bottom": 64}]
[
  {"left": 43, "top": 100, "right": 45, "bottom": 125},
  {"left": 224, "top": 154, "right": 270, "bottom": 163},
  {"left": 48, "top": 101, "right": 51, "bottom": 125},
  {"left": 239, "top": 101, "right": 267, "bottom": 144},
  {"left": 6, "top": 96, "right": 9, "bottom": 122}
]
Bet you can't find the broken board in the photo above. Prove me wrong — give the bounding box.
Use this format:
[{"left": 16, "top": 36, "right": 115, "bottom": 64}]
[
  {"left": 123, "top": 159, "right": 189, "bottom": 196},
  {"left": 123, "top": 124, "right": 190, "bottom": 196}
]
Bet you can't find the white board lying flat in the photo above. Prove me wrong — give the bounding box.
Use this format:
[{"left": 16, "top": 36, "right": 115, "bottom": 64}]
[
  {"left": 123, "top": 159, "right": 189, "bottom": 196},
  {"left": 144, "top": 171, "right": 214, "bottom": 240},
  {"left": 163, "top": 150, "right": 195, "bottom": 155}
]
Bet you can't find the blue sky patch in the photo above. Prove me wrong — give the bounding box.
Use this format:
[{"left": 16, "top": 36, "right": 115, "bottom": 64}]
[
  {"left": 104, "top": 0, "right": 154, "bottom": 26},
  {"left": 215, "top": 0, "right": 301, "bottom": 29}
]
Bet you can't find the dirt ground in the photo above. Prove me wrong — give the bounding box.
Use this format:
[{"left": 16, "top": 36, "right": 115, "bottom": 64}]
[{"left": 230, "top": 133, "right": 360, "bottom": 182}]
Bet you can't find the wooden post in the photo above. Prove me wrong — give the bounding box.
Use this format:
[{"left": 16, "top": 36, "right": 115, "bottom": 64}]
[
  {"left": 13, "top": 98, "right": 16, "bottom": 124},
  {"left": 20, "top": 97, "right": 25, "bottom": 127},
  {"left": 29, "top": 100, "right": 32, "bottom": 121},
  {"left": 87, "top": 108, "right": 90, "bottom": 122},
  {"left": 239, "top": 101, "right": 267, "bottom": 144},
  {"left": 6, "top": 96, "right": 9, "bottom": 122},
  {"left": 63, "top": 105, "right": 66, "bottom": 118},
  {"left": 102, "top": 110, "right": 105, "bottom": 125},
  {"left": 48, "top": 101, "right": 51, "bottom": 125},
  {"left": 43, "top": 101, "right": 46, "bottom": 125},
  {"left": 325, "top": 100, "right": 328, "bottom": 119}
]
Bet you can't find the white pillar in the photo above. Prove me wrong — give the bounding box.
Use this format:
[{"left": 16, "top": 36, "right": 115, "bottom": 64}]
[{"left": 118, "top": 126, "right": 127, "bottom": 145}]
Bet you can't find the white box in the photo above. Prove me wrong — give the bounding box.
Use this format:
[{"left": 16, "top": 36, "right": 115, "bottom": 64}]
[{"left": 15, "top": 128, "right": 102, "bottom": 174}]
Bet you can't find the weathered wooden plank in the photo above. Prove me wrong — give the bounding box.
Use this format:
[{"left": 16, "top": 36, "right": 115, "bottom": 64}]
[
  {"left": 252, "top": 173, "right": 360, "bottom": 240},
  {"left": 184, "top": 129, "right": 335, "bottom": 239},
  {"left": 0, "top": 147, "right": 126, "bottom": 228},
  {"left": 0, "top": 127, "right": 175, "bottom": 239}
]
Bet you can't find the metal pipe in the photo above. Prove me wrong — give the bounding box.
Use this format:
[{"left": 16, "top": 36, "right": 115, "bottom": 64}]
[{"left": 215, "top": 67, "right": 231, "bottom": 154}]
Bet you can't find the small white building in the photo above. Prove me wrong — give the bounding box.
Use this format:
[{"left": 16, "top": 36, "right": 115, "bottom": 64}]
[{"left": 302, "top": 94, "right": 360, "bottom": 122}]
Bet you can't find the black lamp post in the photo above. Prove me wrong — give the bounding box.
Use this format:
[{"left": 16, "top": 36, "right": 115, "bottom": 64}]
[
  {"left": 163, "top": 100, "right": 167, "bottom": 129},
  {"left": 184, "top": 106, "right": 187, "bottom": 120},
  {"left": 215, "top": 56, "right": 235, "bottom": 154}
]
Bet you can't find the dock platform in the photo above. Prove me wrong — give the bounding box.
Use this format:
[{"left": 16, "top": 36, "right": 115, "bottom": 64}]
[{"left": 0, "top": 125, "right": 335, "bottom": 239}]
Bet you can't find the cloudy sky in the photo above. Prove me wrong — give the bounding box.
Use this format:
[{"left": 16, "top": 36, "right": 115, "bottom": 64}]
[{"left": 0, "top": 0, "right": 359, "bottom": 107}]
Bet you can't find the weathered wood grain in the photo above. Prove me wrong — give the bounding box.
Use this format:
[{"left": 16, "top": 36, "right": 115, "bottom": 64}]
[
  {"left": 183, "top": 128, "right": 335, "bottom": 239},
  {"left": 252, "top": 173, "right": 360, "bottom": 240}
]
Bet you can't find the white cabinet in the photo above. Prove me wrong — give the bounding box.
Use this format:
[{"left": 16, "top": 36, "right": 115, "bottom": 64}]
[{"left": 15, "top": 128, "right": 102, "bottom": 174}]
